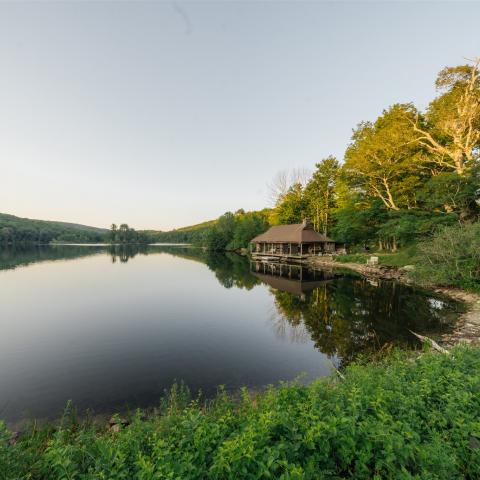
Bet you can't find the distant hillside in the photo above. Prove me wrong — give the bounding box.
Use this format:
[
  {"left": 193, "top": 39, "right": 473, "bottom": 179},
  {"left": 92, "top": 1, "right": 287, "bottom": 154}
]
[
  {"left": 176, "top": 219, "right": 217, "bottom": 232},
  {"left": 146, "top": 219, "right": 217, "bottom": 244},
  {"left": 147, "top": 209, "right": 272, "bottom": 247},
  {"left": 0, "top": 213, "right": 108, "bottom": 244}
]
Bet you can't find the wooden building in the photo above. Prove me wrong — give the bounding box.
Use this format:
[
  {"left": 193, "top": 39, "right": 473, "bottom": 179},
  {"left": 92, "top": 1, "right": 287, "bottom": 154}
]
[{"left": 250, "top": 219, "right": 336, "bottom": 258}]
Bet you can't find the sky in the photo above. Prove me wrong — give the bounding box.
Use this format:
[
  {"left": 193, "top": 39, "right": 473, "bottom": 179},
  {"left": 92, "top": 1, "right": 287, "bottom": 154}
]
[{"left": 1, "top": 1, "right": 479, "bottom": 230}]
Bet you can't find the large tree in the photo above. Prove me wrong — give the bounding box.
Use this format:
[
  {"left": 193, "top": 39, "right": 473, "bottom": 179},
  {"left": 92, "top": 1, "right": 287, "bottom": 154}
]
[
  {"left": 344, "top": 104, "right": 426, "bottom": 211},
  {"left": 109, "top": 223, "right": 117, "bottom": 243},
  {"left": 304, "top": 156, "right": 339, "bottom": 235},
  {"left": 412, "top": 59, "right": 480, "bottom": 175},
  {"left": 418, "top": 170, "right": 480, "bottom": 219},
  {"left": 273, "top": 183, "right": 308, "bottom": 224},
  {"left": 118, "top": 224, "right": 129, "bottom": 243}
]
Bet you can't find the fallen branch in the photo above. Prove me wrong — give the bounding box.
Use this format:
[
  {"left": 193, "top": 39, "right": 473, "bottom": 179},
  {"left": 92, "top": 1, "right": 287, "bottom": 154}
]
[{"left": 409, "top": 330, "right": 450, "bottom": 355}]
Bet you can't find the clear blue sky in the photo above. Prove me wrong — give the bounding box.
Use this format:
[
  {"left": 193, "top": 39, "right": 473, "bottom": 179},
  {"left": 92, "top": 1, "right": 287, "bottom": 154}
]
[{"left": 1, "top": 1, "right": 479, "bottom": 230}]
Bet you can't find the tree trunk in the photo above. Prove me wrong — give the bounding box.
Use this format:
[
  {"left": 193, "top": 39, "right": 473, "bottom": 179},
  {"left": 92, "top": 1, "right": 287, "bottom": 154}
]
[
  {"left": 383, "top": 179, "right": 399, "bottom": 210},
  {"left": 454, "top": 150, "right": 465, "bottom": 175}
]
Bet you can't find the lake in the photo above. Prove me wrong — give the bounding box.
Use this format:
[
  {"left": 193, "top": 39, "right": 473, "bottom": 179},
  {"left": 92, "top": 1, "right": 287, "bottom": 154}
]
[{"left": 0, "top": 245, "right": 462, "bottom": 427}]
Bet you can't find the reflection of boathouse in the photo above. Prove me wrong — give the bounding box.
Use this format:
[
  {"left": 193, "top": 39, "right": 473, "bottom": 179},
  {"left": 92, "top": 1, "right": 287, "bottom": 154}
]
[
  {"left": 250, "top": 260, "right": 336, "bottom": 299},
  {"left": 250, "top": 219, "right": 337, "bottom": 258}
]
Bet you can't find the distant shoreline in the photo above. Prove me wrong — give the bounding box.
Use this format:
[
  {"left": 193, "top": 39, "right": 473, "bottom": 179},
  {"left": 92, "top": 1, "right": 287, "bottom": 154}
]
[{"left": 1, "top": 242, "right": 195, "bottom": 247}]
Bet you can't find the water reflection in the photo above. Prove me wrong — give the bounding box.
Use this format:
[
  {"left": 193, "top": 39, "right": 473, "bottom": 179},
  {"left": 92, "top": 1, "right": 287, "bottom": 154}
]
[
  {"left": 0, "top": 245, "right": 460, "bottom": 363},
  {"left": 249, "top": 260, "right": 460, "bottom": 364},
  {"left": 0, "top": 245, "right": 461, "bottom": 369},
  {"left": 108, "top": 244, "right": 149, "bottom": 263},
  {"left": 0, "top": 245, "right": 463, "bottom": 426},
  {"left": 251, "top": 260, "right": 339, "bottom": 299},
  {"left": 0, "top": 244, "right": 105, "bottom": 271},
  {"left": 138, "top": 246, "right": 262, "bottom": 290}
]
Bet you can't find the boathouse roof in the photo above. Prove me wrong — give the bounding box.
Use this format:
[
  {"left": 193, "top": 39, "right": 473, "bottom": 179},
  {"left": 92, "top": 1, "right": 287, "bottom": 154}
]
[{"left": 250, "top": 221, "right": 334, "bottom": 244}]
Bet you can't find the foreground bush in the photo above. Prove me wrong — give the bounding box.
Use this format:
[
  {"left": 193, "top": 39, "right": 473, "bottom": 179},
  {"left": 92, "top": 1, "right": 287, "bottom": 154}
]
[
  {"left": 413, "top": 223, "right": 480, "bottom": 291},
  {"left": 1, "top": 347, "right": 480, "bottom": 479}
]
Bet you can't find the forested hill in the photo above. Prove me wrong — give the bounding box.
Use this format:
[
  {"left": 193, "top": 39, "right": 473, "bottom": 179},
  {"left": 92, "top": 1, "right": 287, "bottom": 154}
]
[
  {"left": 147, "top": 209, "right": 272, "bottom": 251},
  {"left": 0, "top": 212, "right": 218, "bottom": 246},
  {"left": 0, "top": 213, "right": 108, "bottom": 244},
  {"left": 147, "top": 219, "right": 217, "bottom": 244}
]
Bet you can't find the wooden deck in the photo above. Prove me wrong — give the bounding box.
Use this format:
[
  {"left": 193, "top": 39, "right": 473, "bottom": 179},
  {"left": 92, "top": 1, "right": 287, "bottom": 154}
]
[{"left": 251, "top": 252, "right": 318, "bottom": 260}]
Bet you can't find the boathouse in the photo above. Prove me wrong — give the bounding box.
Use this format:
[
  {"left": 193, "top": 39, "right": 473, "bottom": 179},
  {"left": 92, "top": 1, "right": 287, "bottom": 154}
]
[{"left": 250, "top": 219, "right": 336, "bottom": 258}]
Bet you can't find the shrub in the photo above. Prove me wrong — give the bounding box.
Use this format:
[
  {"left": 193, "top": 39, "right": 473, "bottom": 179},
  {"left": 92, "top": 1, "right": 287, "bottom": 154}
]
[{"left": 413, "top": 222, "right": 480, "bottom": 291}]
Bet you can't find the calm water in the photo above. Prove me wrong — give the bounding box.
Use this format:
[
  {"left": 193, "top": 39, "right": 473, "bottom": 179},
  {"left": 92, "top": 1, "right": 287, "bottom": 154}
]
[{"left": 0, "top": 245, "right": 462, "bottom": 427}]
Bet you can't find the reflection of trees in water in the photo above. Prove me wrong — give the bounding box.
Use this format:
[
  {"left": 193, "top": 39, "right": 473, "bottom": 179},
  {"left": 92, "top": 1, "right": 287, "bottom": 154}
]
[
  {"left": 0, "top": 245, "right": 105, "bottom": 271},
  {"left": 269, "top": 277, "right": 459, "bottom": 366},
  {"left": 146, "top": 247, "right": 261, "bottom": 290},
  {"left": 269, "top": 300, "right": 310, "bottom": 344},
  {"left": 0, "top": 245, "right": 260, "bottom": 292},
  {"left": 203, "top": 252, "right": 260, "bottom": 290},
  {"left": 0, "top": 244, "right": 155, "bottom": 269},
  {"left": 108, "top": 244, "right": 149, "bottom": 263},
  {"left": 2, "top": 245, "right": 460, "bottom": 368}
]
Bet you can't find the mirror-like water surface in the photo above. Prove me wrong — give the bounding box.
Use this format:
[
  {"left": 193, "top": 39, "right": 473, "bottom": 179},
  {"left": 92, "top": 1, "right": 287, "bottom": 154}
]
[{"left": 0, "top": 245, "right": 462, "bottom": 427}]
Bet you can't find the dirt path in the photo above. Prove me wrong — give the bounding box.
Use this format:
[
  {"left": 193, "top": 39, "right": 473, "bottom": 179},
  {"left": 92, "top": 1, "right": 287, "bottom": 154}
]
[{"left": 309, "top": 257, "right": 480, "bottom": 347}]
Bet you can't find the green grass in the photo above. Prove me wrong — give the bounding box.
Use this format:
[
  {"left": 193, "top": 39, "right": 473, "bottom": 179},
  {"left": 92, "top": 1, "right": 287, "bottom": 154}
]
[
  {"left": 334, "top": 253, "right": 369, "bottom": 264},
  {"left": 2, "top": 346, "right": 480, "bottom": 479},
  {"left": 335, "top": 245, "right": 418, "bottom": 268},
  {"left": 377, "top": 245, "right": 418, "bottom": 268}
]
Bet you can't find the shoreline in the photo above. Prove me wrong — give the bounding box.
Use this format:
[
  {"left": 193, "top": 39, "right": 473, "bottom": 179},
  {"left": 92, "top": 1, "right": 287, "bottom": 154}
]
[
  {"left": 308, "top": 256, "right": 480, "bottom": 347},
  {"left": 5, "top": 346, "right": 480, "bottom": 478}
]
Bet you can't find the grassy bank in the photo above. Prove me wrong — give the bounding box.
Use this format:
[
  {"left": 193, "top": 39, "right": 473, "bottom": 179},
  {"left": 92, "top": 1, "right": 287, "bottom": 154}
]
[
  {"left": 334, "top": 245, "right": 418, "bottom": 269},
  {"left": 2, "top": 346, "right": 480, "bottom": 479},
  {"left": 334, "top": 224, "right": 480, "bottom": 294}
]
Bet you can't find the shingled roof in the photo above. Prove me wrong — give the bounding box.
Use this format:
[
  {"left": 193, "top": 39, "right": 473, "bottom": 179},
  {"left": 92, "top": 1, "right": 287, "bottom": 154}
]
[{"left": 251, "top": 221, "right": 334, "bottom": 244}]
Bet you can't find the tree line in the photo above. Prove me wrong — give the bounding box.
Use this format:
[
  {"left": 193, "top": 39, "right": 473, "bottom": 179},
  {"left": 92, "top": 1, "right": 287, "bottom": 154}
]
[
  {"left": 194, "top": 59, "right": 480, "bottom": 255},
  {"left": 148, "top": 220, "right": 216, "bottom": 245},
  {"left": 108, "top": 224, "right": 150, "bottom": 244},
  {"left": 0, "top": 216, "right": 152, "bottom": 246},
  {"left": 202, "top": 209, "right": 270, "bottom": 251},
  {"left": 150, "top": 210, "right": 270, "bottom": 251},
  {"left": 269, "top": 59, "right": 480, "bottom": 251},
  {"left": 0, "top": 213, "right": 106, "bottom": 245}
]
